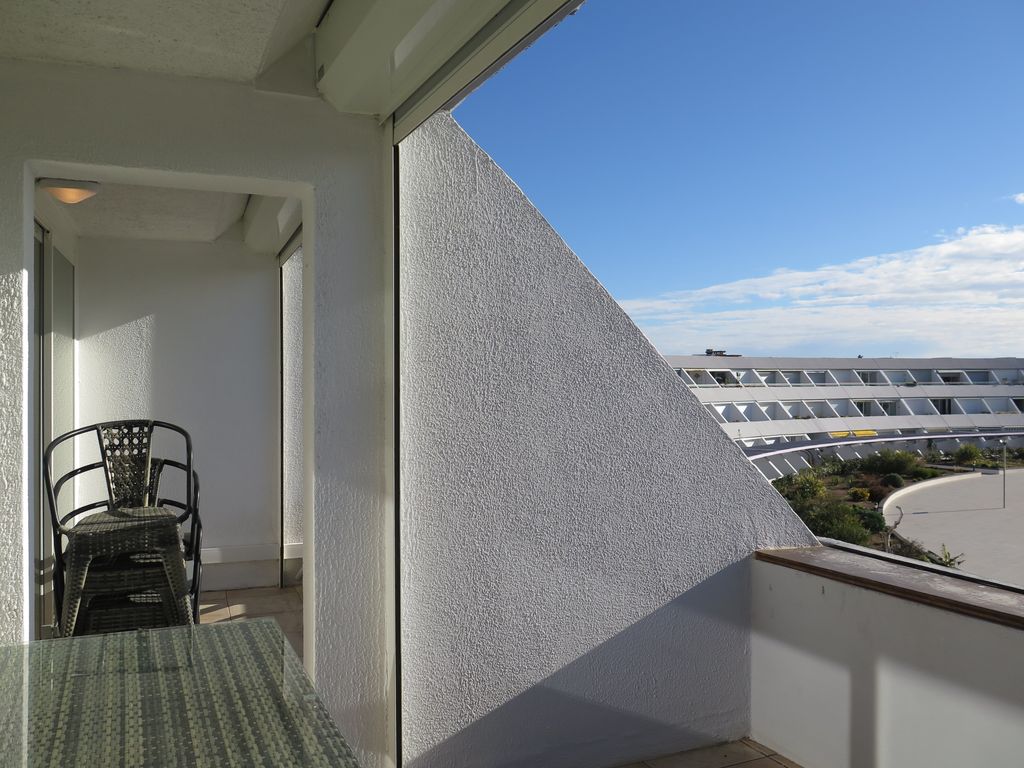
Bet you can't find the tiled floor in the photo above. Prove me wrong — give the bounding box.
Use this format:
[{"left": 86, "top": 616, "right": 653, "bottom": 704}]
[
  {"left": 199, "top": 586, "right": 303, "bottom": 659},
  {"left": 617, "top": 739, "right": 802, "bottom": 768}
]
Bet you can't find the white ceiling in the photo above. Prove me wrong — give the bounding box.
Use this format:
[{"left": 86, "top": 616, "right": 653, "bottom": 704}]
[
  {"left": 0, "top": 0, "right": 578, "bottom": 138},
  {"left": 0, "top": 0, "right": 326, "bottom": 81},
  {"left": 49, "top": 184, "right": 249, "bottom": 242}
]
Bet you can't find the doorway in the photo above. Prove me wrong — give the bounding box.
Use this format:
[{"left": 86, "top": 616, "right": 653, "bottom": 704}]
[{"left": 33, "top": 180, "right": 304, "bottom": 637}]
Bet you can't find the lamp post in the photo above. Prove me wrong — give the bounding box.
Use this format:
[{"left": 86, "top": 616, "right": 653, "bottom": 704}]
[{"left": 1000, "top": 438, "right": 1007, "bottom": 509}]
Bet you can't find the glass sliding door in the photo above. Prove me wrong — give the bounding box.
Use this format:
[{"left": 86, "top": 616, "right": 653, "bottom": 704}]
[{"left": 36, "top": 225, "right": 75, "bottom": 638}]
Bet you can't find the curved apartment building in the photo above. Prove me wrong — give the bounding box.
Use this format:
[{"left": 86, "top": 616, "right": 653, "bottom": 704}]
[{"left": 667, "top": 355, "right": 1024, "bottom": 478}]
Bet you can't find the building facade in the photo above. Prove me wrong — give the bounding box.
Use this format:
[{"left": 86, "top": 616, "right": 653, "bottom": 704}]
[{"left": 667, "top": 355, "right": 1024, "bottom": 477}]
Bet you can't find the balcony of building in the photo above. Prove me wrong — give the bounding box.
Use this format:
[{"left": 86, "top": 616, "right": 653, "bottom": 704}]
[
  {"left": 751, "top": 543, "right": 1024, "bottom": 768},
  {"left": 2, "top": 3, "right": 1023, "bottom": 768}
]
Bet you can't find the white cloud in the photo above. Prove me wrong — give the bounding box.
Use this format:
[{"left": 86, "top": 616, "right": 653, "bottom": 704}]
[
  {"left": 619, "top": 225, "right": 1024, "bottom": 357},
  {"left": 1013, "top": 193, "right": 1024, "bottom": 205}
]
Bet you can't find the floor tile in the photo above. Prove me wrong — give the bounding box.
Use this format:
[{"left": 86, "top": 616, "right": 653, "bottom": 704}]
[
  {"left": 225, "top": 586, "right": 286, "bottom": 601},
  {"left": 769, "top": 756, "right": 802, "bottom": 768},
  {"left": 646, "top": 742, "right": 765, "bottom": 768},
  {"left": 228, "top": 591, "right": 302, "bottom": 618},
  {"left": 199, "top": 604, "right": 232, "bottom": 623},
  {"left": 742, "top": 739, "right": 775, "bottom": 757},
  {"left": 198, "top": 590, "right": 228, "bottom": 618}
]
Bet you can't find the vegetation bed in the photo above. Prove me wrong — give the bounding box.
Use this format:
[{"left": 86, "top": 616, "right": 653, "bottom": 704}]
[{"left": 772, "top": 446, "right": 1024, "bottom": 567}]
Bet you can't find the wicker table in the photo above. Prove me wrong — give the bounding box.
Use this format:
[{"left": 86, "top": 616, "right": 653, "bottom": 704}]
[{"left": 0, "top": 618, "right": 360, "bottom": 767}]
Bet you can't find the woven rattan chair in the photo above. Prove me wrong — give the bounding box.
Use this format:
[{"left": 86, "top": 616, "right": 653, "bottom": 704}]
[
  {"left": 149, "top": 457, "right": 204, "bottom": 612},
  {"left": 87, "top": 458, "right": 204, "bottom": 621},
  {"left": 43, "top": 420, "right": 203, "bottom": 636}
]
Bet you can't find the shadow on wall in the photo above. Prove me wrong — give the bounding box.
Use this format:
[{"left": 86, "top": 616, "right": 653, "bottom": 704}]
[
  {"left": 74, "top": 238, "right": 279, "bottom": 549},
  {"left": 407, "top": 561, "right": 752, "bottom": 768},
  {"left": 753, "top": 566, "right": 1024, "bottom": 768},
  {"left": 398, "top": 111, "right": 817, "bottom": 768}
]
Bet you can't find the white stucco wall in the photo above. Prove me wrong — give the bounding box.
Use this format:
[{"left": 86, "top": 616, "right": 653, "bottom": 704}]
[
  {"left": 282, "top": 247, "right": 304, "bottom": 550},
  {"left": 398, "top": 113, "right": 817, "bottom": 768},
  {"left": 0, "top": 58, "right": 390, "bottom": 767},
  {"left": 752, "top": 560, "right": 1024, "bottom": 768},
  {"left": 75, "top": 236, "right": 279, "bottom": 566}
]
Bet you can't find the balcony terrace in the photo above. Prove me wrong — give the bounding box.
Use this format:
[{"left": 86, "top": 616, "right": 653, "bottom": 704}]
[{"left": 1, "top": 3, "right": 1022, "bottom": 767}]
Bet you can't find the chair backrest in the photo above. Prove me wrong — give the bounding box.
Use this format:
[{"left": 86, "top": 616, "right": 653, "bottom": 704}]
[
  {"left": 149, "top": 458, "right": 199, "bottom": 524},
  {"left": 44, "top": 420, "right": 194, "bottom": 534},
  {"left": 100, "top": 421, "right": 157, "bottom": 509}
]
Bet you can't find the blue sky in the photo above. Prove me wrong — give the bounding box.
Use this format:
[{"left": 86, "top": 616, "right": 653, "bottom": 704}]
[{"left": 454, "top": 0, "right": 1024, "bottom": 356}]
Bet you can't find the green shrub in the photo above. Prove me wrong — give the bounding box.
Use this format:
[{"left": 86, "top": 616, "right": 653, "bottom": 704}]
[
  {"left": 954, "top": 444, "right": 982, "bottom": 465},
  {"left": 860, "top": 450, "right": 919, "bottom": 475},
  {"left": 848, "top": 487, "right": 871, "bottom": 502},
  {"left": 933, "top": 544, "right": 965, "bottom": 569},
  {"left": 881, "top": 473, "right": 904, "bottom": 488},
  {"left": 858, "top": 509, "right": 887, "bottom": 533},
  {"left": 820, "top": 457, "right": 851, "bottom": 477},
  {"left": 773, "top": 470, "right": 826, "bottom": 511},
  {"left": 907, "top": 466, "right": 942, "bottom": 481},
  {"left": 801, "top": 499, "right": 870, "bottom": 545},
  {"left": 867, "top": 483, "right": 888, "bottom": 503}
]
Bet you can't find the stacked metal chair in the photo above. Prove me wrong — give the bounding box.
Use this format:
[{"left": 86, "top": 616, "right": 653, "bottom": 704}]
[{"left": 43, "top": 420, "right": 203, "bottom": 636}]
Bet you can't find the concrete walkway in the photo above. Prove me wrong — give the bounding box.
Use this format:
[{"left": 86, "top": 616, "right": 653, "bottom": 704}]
[{"left": 884, "top": 469, "right": 1024, "bottom": 586}]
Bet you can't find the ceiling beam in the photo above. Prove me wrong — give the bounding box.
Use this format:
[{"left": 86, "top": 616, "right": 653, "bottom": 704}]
[
  {"left": 314, "top": 0, "right": 581, "bottom": 142},
  {"left": 392, "top": 0, "right": 581, "bottom": 142},
  {"left": 243, "top": 195, "right": 302, "bottom": 254}
]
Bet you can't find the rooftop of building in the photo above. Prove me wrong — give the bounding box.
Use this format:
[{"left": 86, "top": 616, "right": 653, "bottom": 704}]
[{"left": 665, "top": 354, "right": 1024, "bottom": 369}]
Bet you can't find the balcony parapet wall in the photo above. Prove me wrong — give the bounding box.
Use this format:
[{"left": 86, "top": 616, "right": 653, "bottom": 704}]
[{"left": 752, "top": 545, "right": 1024, "bottom": 767}]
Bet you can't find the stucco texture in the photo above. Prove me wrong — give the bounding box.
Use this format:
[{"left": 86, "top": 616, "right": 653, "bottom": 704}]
[
  {"left": 399, "top": 113, "right": 817, "bottom": 768},
  {"left": 76, "top": 237, "right": 279, "bottom": 553},
  {"left": 282, "top": 248, "right": 304, "bottom": 547},
  {"left": 0, "top": 58, "right": 389, "bottom": 768},
  {"left": 0, "top": 266, "right": 26, "bottom": 643}
]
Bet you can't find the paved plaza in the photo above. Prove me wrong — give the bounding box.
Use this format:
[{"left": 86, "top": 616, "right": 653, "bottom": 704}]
[{"left": 884, "top": 469, "right": 1024, "bottom": 586}]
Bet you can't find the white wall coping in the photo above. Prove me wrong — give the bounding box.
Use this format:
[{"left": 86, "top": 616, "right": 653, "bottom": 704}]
[{"left": 756, "top": 545, "right": 1024, "bottom": 630}]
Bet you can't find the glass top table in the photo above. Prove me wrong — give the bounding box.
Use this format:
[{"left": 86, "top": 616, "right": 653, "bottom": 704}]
[{"left": 0, "top": 618, "right": 360, "bottom": 767}]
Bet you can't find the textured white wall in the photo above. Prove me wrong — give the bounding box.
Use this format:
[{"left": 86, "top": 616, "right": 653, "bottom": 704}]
[
  {"left": 0, "top": 58, "right": 390, "bottom": 767},
  {"left": 76, "top": 236, "right": 279, "bottom": 560},
  {"left": 398, "top": 113, "right": 817, "bottom": 768},
  {"left": 752, "top": 560, "right": 1024, "bottom": 768},
  {"left": 282, "top": 247, "right": 304, "bottom": 548}
]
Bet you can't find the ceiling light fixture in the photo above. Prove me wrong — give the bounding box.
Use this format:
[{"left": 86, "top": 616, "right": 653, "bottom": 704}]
[{"left": 37, "top": 178, "right": 100, "bottom": 205}]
